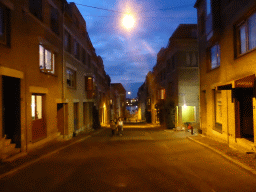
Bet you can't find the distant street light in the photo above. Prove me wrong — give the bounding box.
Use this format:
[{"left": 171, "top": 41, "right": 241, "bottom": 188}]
[{"left": 128, "top": 91, "right": 131, "bottom": 95}]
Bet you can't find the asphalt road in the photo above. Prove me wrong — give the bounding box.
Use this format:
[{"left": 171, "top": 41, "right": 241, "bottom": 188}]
[{"left": 1, "top": 127, "right": 256, "bottom": 192}]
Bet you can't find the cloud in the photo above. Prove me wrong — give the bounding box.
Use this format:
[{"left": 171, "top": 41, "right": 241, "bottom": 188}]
[{"left": 71, "top": 0, "right": 197, "bottom": 89}]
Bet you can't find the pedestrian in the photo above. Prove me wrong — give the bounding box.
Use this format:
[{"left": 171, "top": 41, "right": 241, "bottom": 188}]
[
  {"left": 117, "top": 117, "right": 123, "bottom": 136},
  {"left": 187, "top": 123, "right": 193, "bottom": 135},
  {"left": 110, "top": 120, "right": 116, "bottom": 136}
]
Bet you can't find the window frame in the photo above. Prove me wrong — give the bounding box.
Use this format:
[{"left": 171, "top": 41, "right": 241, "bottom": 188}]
[
  {"left": 39, "top": 45, "right": 55, "bottom": 74},
  {"left": 66, "top": 68, "right": 76, "bottom": 88},
  {"left": 64, "top": 31, "right": 71, "bottom": 53},
  {"left": 236, "top": 11, "right": 256, "bottom": 57},
  {"left": 0, "top": 3, "right": 10, "bottom": 46},
  {"left": 73, "top": 40, "right": 80, "bottom": 60},
  {"left": 209, "top": 44, "right": 221, "bottom": 70},
  {"left": 29, "top": 0, "right": 42, "bottom": 20},
  {"left": 50, "top": 6, "right": 59, "bottom": 35}
]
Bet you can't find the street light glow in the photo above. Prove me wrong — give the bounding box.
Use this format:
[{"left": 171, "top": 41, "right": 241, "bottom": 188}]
[
  {"left": 122, "top": 14, "right": 135, "bottom": 29},
  {"left": 128, "top": 92, "right": 131, "bottom": 95}
]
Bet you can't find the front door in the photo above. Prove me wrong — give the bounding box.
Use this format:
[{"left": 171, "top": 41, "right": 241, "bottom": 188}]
[
  {"left": 2, "top": 76, "right": 21, "bottom": 147},
  {"left": 31, "top": 94, "right": 46, "bottom": 142},
  {"left": 235, "top": 88, "right": 254, "bottom": 142}
]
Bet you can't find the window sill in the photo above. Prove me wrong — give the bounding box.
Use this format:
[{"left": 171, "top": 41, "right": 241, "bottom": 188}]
[
  {"left": 213, "top": 123, "right": 222, "bottom": 133},
  {"left": 207, "top": 65, "right": 220, "bottom": 72},
  {"left": 67, "top": 86, "right": 76, "bottom": 90},
  {"left": 236, "top": 48, "right": 256, "bottom": 60},
  {"left": 40, "top": 70, "right": 57, "bottom": 77}
]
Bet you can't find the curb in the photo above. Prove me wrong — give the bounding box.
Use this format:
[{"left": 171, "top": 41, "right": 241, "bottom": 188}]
[
  {"left": 187, "top": 136, "right": 256, "bottom": 176},
  {"left": 0, "top": 129, "right": 104, "bottom": 180}
]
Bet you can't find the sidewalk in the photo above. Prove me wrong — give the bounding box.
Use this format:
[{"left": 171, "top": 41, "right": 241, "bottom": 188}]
[
  {"left": 0, "top": 128, "right": 103, "bottom": 179},
  {"left": 188, "top": 134, "right": 256, "bottom": 175}
]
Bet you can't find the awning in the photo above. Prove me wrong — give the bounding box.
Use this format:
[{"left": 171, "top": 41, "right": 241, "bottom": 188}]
[
  {"left": 234, "top": 74, "right": 255, "bottom": 88},
  {"left": 217, "top": 74, "right": 255, "bottom": 90}
]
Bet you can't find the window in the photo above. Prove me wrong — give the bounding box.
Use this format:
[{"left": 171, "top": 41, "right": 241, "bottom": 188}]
[
  {"left": 167, "top": 56, "right": 175, "bottom": 71},
  {"left": 186, "top": 52, "right": 197, "bottom": 67},
  {"left": 73, "top": 40, "right": 80, "bottom": 59},
  {"left": 29, "top": 0, "right": 42, "bottom": 20},
  {"left": 206, "top": 0, "right": 213, "bottom": 39},
  {"left": 214, "top": 90, "right": 222, "bottom": 132},
  {"left": 64, "top": 31, "right": 71, "bottom": 53},
  {"left": 147, "top": 98, "right": 151, "bottom": 106},
  {"left": 66, "top": 68, "right": 76, "bottom": 88},
  {"left": 85, "top": 76, "right": 93, "bottom": 99},
  {"left": 158, "top": 89, "right": 165, "bottom": 100},
  {"left": 50, "top": 6, "right": 59, "bottom": 34},
  {"left": 39, "top": 45, "right": 55, "bottom": 74},
  {"left": 206, "top": 0, "right": 211, "bottom": 16},
  {"left": 31, "top": 95, "right": 43, "bottom": 120},
  {"left": 0, "top": 3, "right": 10, "bottom": 45},
  {"left": 210, "top": 44, "right": 220, "bottom": 69},
  {"left": 237, "top": 12, "right": 256, "bottom": 55},
  {"left": 82, "top": 48, "right": 86, "bottom": 64}
]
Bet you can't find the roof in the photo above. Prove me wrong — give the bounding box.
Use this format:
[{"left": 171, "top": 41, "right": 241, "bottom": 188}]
[
  {"left": 170, "top": 24, "right": 197, "bottom": 39},
  {"left": 111, "top": 83, "right": 126, "bottom": 94},
  {"left": 194, "top": 0, "right": 203, "bottom": 8}
]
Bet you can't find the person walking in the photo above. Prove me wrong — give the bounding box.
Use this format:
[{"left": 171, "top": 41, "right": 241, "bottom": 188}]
[
  {"left": 110, "top": 120, "right": 116, "bottom": 136},
  {"left": 117, "top": 117, "right": 123, "bottom": 136}
]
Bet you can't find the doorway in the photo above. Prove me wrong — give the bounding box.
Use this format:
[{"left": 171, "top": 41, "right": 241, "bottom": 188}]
[
  {"left": 235, "top": 88, "right": 254, "bottom": 142},
  {"left": 74, "top": 103, "right": 79, "bottom": 131},
  {"left": 57, "top": 103, "right": 68, "bottom": 135},
  {"left": 31, "top": 94, "right": 46, "bottom": 142},
  {"left": 2, "top": 76, "right": 21, "bottom": 148}
]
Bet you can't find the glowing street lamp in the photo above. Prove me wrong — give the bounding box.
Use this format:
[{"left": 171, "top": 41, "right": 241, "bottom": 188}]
[
  {"left": 128, "top": 91, "right": 131, "bottom": 95},
  {"left": 122, "top": 14, "right": 135, "bottom": 30}
]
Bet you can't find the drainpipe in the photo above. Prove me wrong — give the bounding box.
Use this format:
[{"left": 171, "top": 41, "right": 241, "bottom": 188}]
[
  {"left": 62, "top": 2, "right": 66, "bottom": 138},
  {"left": 227, "top": 89, "right": 229, "bottom": 146}
]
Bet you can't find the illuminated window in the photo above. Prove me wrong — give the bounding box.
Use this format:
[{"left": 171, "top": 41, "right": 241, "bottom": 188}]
[
  {"left": 210, "top": 44, "right": 220, "bottom": 69},
  {"left": 66, "top": 68, "right": 76, "bottom": 88},
  {"left": 158, "top": 89, "right": 165, "bottom": 100},
  {"left": 237, "top": 12, "right": 256, "bottom": 55},
  {"left": 39, "top": 45, "right": 55, "bottom": 74},
  {"left": 85, "top": 77, "right": 93, "bottom": 99},
  {"left": 147, "top": 98, "right": 151, "bottom": 105},
  {"left": 31, "top": 95, "right": 43, "bottom": 120}
]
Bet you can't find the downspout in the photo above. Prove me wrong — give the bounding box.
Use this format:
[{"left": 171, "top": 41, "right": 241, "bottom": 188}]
[
  {"left": 227, "top": 89, "right": 229, "bottom": 146},
  {"left": 62, "top": 1, "right": 66, "bottom": 138}
]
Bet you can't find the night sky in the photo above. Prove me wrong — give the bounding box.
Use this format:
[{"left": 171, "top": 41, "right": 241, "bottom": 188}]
[{"left": 67, "top": 0, "right": 197, "bottom": 98}]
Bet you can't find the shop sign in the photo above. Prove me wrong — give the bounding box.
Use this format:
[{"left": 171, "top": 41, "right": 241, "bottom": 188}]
[{"left": 235, "top": 75, "right": 255, "bottom": 88}]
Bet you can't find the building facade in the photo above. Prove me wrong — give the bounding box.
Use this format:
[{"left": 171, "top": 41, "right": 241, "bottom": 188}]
[
  {"left": 0, "top": 0, "right": 110, "bottom": 159},
  {"left": 139, "top": 24, "right": 199, "bottom": 128},
  {"left": 110, "top": 83, "right": 126, "bottom": 120},
  {"left": 195, "top": 0, "right": 256, "bottom": 150}
]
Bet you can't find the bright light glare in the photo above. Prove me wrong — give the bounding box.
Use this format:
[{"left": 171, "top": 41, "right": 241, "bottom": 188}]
[{"left": 122, "top": 14, "right": 135, "bottom": 29}]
